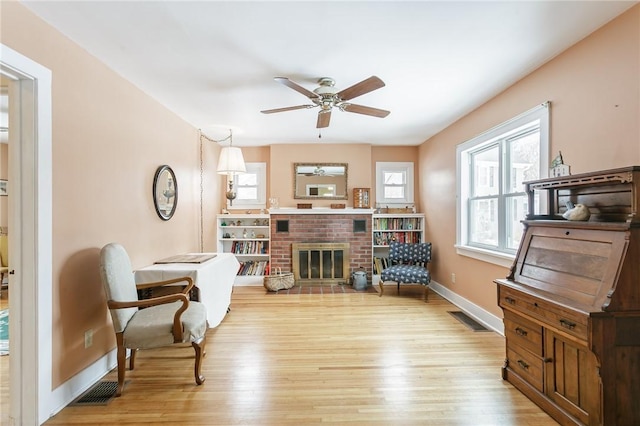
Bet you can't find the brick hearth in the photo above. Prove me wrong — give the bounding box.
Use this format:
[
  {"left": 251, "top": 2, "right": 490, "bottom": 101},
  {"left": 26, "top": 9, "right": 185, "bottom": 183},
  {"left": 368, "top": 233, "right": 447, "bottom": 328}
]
[{"left": 270, "top": 213, "right": 372, "bottom": 283}]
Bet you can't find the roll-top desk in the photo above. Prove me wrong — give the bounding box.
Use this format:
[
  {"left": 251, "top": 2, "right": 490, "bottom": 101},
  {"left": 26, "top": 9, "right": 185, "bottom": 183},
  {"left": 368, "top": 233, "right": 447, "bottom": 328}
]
[{"left": 495, "top": 166, "right": 640, "bottom": 426}]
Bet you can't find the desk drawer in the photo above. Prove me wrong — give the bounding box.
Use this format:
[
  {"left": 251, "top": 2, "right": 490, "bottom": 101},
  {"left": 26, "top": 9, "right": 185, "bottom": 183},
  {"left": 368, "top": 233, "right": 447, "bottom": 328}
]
[
  {"left": 499, "top": 286, "right": 588, "bottom": 340},
  {"left": 504, "top": 310, "right": 542, "bottom": 356},
  {"left": 506, "top": 342, "right": 544, "bottom": 393}
]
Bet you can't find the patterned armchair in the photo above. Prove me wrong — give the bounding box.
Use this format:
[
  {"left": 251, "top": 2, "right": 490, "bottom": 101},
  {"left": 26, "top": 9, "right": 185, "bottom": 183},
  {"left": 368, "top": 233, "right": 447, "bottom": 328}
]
[{"left": 379, "top": 242, "right": 432, "bottom": 301}]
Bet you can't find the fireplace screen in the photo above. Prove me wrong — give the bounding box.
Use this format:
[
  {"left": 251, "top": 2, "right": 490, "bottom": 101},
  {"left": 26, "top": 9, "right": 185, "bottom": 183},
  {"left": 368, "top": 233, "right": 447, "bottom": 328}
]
[{"left": 292, "top": 242, "right": 350, "bottom": 284}]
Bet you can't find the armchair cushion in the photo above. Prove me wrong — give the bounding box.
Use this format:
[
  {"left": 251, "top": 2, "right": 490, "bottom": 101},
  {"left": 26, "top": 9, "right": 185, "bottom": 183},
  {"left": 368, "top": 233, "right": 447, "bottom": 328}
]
[
  {"left": 123, "top": 301, "right": 207, "bottom": 349},
  {"left": 381, "top": 264, "right": 430, "bottom": 285}
]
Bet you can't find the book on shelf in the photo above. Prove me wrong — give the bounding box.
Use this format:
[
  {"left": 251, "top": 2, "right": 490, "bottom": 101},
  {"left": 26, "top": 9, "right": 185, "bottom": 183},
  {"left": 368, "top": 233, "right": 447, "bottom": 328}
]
[
  {"left": 236, "top": 260, "right": 270, "bottom": 276},
  {"left": 373, "top": 231, "right": 421, "bottom": 245},
  {"left": 231, "top": 240, "right": 269, "bottom": 255},
  {"left": 372, "top": 256, "right": 389, "bottom": 274},
  {"left": 373, "top": 217, "right": 421, "bottom": 231}
]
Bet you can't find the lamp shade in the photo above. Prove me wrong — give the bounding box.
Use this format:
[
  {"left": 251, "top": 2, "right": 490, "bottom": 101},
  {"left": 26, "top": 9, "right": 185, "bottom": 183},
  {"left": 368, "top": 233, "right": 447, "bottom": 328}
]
[{"left": 217, "top": 146, "right": 246, "bottom": 175}]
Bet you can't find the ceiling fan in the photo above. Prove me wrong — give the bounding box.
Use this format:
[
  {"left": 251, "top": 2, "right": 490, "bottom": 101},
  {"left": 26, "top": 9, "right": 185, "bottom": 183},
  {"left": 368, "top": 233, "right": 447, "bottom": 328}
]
[
  {"left": 261, "top": 76, "right": 390, "bottom": 129},
  {"left": 298, "top": 165, "right": 337, "bottom": 176}
]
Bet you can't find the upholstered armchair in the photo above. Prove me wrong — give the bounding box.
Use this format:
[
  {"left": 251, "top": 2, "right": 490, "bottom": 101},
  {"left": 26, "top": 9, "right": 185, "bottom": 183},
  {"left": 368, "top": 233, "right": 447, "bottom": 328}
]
[
  {"left": 379, "top": 242, "right": 432, "bottom": 301},
  {"left": 99, "top": 243, "right": 208, "bottom": 396}
]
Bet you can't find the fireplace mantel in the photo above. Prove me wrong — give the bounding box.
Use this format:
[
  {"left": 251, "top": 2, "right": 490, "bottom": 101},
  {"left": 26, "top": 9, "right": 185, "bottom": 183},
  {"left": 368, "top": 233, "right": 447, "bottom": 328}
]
[{"left": 269, "top": 208, "right": 375, "bottom": 215}]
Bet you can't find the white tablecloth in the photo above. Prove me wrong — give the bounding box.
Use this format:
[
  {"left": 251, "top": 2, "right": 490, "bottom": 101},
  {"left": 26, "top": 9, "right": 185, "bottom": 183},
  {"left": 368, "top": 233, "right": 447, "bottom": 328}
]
[{"left": 134, "top": 253, "right": 239, "bottom": 328}]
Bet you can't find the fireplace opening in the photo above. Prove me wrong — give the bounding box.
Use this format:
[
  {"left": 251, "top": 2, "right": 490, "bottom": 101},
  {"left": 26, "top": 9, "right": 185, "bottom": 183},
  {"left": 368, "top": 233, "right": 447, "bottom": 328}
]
[{"left": 292, "top": 242, "right": 350, "bottom": 285}]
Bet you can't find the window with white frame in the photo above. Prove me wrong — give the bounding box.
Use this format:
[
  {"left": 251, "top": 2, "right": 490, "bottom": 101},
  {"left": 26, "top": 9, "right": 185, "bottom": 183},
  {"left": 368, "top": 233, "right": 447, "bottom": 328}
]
[
  {"left": 376, "top": 162, "right": 414, "bottom": 206},
  {"left": 456, "top": 103, "right": 549, "bottom": 266},
  {"left": 228, "top": 162, "right": 266, "bottom": 209}
]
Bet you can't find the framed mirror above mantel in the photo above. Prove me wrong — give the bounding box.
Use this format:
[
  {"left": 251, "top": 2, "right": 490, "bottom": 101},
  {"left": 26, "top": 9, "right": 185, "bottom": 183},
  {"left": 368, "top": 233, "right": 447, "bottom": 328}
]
[{"left": 293, "top": 163, "right": 348, "bottom": 200}]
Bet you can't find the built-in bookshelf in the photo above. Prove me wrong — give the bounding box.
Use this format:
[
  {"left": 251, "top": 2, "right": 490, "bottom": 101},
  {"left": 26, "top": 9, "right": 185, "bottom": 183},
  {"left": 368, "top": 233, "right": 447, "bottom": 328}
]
[
  {"left": 372, "top": 213, "right": 425, "bottom": 283},
  {"left": 217, "top": 214, "right": 270, "bottom": 285}
]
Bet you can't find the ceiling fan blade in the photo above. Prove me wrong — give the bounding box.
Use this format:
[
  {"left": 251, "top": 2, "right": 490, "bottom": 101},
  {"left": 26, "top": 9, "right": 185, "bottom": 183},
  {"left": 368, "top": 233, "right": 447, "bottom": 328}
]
[
  {"left": 336, "top": 76, "right": 385, "bottom": 101},
  {"left": 261, "top": 105, "right": 316, "bottom": 114},
  {"left": 316, "top": 110, "right": 331, "bottom": 128},
  {"left": 274, "top": 77, "right": 319, "bottom": 99},
  {"left": 341, "top": 103, "right": 390, "bottom": 118}
]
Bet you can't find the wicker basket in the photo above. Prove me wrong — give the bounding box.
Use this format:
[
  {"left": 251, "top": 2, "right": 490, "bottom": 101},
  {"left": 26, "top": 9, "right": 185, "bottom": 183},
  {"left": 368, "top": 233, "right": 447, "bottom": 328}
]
[{"left": 263, "top": 268, "right": 295, "bottom": 291}]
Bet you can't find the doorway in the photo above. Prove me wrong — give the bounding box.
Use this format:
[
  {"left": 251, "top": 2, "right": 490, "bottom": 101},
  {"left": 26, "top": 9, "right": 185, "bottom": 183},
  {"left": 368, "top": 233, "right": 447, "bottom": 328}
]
[{"left": 1, "top": 44, "right": 53, "bottom": 426}]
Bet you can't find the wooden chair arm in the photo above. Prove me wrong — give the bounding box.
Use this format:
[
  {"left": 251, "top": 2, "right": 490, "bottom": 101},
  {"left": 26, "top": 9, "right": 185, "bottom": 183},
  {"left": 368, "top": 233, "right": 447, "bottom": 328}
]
[
  {"left": 136, "top": 276, "right": 194, "bottom": 295},
  {"left": 107, "top": 292, "right": 187, "bottom": 309},
  {"left": 108, "top": 293, "right": 189, "bottom": 342}
]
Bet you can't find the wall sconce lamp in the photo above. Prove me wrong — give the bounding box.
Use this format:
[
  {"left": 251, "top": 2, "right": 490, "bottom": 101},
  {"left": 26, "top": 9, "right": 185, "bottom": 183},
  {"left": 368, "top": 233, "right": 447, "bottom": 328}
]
[{"left": 216, "top": 129, "right": 246, "bottom": 205}]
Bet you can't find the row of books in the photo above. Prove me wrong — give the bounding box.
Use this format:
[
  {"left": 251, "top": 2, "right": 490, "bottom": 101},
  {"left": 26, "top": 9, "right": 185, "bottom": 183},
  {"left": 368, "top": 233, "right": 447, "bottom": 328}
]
[
  {"left": 230, "top": 240, "right": 269, "bottom": 255},
  {"left": 372, "top": 257, "right": 390, "bottom": 274},
  {"left": 237, "top": 260, "right": 270, "bottom": 276},
  {"left": 373, "top": 217, "right": 422, "bottom": 231},
  {"left": 373, "top": 231, "right": 422, "bottom": 245}
]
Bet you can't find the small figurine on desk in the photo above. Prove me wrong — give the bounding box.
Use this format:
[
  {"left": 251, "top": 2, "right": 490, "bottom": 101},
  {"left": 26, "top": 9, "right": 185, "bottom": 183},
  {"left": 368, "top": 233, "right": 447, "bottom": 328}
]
[
  {"left": 550, "top": 151, "right": 571, "bottom": 177},
  {"left": 562, "top": 201, "right": 591, "bottom": 221}
]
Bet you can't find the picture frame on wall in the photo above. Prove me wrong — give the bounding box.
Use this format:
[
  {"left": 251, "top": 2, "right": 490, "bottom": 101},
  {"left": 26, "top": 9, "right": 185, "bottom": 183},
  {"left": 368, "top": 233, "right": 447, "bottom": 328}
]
[{"left": 0, "top": 180, "right": 6, "bottom": 196}]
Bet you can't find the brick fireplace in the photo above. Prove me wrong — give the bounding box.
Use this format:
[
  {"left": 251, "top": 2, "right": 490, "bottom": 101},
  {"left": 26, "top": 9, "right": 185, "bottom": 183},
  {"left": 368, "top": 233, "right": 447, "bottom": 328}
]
[{"left": 270, "top": 211, "right": 373, "bottom": 284}]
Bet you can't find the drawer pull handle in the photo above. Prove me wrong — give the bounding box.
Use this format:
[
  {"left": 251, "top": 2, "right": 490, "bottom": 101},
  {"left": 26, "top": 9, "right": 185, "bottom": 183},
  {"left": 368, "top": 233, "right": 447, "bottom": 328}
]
[
  {"left": 559, "top": 319, "right": 577, "bottom": 330},
  {"left": 517, "top": 359, "right": 529, "bottom": 370},
  {"left": 505, "top": 297, "right": 516, "bottom": 305},
  {"left": 515, "top": 327, "right": 528, "bottom": 337}
]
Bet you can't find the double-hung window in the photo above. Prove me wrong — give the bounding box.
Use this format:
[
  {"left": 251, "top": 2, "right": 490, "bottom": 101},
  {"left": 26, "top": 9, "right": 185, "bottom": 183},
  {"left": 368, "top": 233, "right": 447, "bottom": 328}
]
[
  {"left": 228, "top": 162, "right": 266, "bottom": 210},
  {"left": 376, "top": 162, "right": 414, "bottom": 206},
  {"left": 456, "top": 103, "right": 549, "bottom": 266}
]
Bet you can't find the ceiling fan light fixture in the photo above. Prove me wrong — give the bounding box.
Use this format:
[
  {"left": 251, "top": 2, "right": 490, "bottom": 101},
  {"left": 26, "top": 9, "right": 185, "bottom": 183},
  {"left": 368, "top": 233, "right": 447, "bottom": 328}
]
[
  {"left": 313, "top": 77, "right": 336, "bottom": 95},
  {"left": 313, "top": 87, "right": 335, "bottom": 95}
]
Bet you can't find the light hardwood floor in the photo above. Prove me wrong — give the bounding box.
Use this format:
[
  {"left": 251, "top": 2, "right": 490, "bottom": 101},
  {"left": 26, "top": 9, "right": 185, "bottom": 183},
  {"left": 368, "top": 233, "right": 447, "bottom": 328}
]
[{"left": 9, "top": 286, "right": 558, "bottom": 425}]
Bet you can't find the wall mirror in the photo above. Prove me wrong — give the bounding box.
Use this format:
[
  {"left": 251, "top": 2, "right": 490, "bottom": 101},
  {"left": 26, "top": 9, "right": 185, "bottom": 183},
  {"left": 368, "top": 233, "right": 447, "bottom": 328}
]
[
  {"left": 153, "top": 165, "right": 177, "bottom": 220},
  {"left": 294, "top": 163, "right": 348, "bottom": 200}
]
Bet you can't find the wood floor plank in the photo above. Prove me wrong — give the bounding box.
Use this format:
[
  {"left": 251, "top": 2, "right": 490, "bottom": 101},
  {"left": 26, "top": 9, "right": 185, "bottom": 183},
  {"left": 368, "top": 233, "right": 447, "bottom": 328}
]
[{"left": 9, "top": 286, "right": 558, "bottom": 425}]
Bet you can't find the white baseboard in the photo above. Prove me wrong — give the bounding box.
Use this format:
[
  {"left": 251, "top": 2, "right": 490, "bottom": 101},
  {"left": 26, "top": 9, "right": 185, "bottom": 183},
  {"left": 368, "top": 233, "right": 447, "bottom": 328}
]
[
  {"left": 429, "top": 280, "right": 504, "bottom": 335},
  {"left": 48, "top": 348, "right": 118, "bottom": 419}
]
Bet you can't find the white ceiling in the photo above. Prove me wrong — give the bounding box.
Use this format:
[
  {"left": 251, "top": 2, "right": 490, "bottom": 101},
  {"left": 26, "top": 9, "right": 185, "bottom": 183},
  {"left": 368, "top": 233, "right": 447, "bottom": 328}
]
[{"left": 20, "top": 1, "right": 636, "bottom": 146}]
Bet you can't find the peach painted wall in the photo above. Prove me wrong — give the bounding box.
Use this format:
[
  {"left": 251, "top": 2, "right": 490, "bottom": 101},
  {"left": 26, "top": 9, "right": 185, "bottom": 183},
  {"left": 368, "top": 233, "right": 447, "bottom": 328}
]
[
  {"left": 222, "top": 146, "right": 421, "bottom": 216},
  {"left": 418, "top": 5, "right": 640, "bottom": 318},
  {"left": 269, "top": 144, "right": 372, "bottom": 208},
  {"left": 2, "top": 3, "right": 223, "bottom": 387}
]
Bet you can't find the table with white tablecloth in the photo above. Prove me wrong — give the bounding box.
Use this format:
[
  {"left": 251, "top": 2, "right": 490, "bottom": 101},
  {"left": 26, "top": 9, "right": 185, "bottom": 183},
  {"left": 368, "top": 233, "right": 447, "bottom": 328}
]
[{"left": 134, "top": 253, "right": 239, "bottom": 328}]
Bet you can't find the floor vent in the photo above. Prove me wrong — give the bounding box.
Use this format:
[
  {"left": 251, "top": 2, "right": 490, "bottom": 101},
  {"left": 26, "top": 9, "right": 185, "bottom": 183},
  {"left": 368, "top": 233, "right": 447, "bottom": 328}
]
[
  {"left": 448, "top": 311, "right": 491, "bottom": 332},
  {"left": 70, "top": 381, "right": 120, "bottom": 406}
]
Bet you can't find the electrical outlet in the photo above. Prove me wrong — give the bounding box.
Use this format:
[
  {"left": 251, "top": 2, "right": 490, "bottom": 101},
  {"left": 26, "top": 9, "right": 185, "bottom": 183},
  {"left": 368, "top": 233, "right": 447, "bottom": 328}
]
[
  {"left": 84, "top": 329, "right": 93, "bottom": 348},
  {"left": 451, "top": 273, "right": 456, "bottom": 284}
]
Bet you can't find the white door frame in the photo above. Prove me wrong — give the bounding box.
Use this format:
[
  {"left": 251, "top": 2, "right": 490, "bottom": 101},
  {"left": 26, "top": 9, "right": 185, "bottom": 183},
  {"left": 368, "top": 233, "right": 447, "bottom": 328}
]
[{"left": 1, "top": 44, "right": 53, "bottom": 426}]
